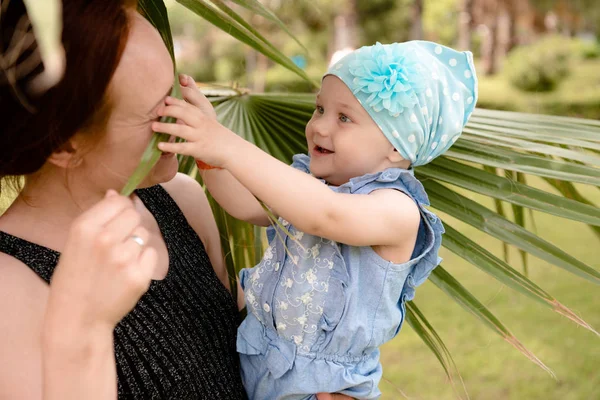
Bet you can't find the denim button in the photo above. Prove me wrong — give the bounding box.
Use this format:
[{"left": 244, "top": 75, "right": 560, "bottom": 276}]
[
  {"left": 263, "top": 303, "right": 271, "bottom": 313},
  {"left": 274, "top": 262, "right": 280, "bottom": 271}
]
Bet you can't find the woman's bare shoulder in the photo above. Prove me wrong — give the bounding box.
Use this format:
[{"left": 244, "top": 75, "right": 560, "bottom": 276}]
[
  {"left": 0, "top": 253, "right": 46, "bottom": 398},
  {"left": 160, "top": 173, "right": 214, "bottom": 246}
]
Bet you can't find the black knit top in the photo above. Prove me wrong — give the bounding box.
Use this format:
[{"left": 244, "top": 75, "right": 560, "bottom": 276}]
[{"left": 0, "top": 185, "right": 247, "bottom": 399}]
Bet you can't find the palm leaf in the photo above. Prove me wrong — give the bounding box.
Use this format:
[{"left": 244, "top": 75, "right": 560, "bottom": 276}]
[
  {"left": 130, "top": 0, "right": 600, "bottom": 389},
  {"left": 175, "top": 0, "right": 316, "bottom": 86},
  {"left": 200, "top": 90, "right": 599, "bottom": 378},
  {"left": 405, "top": 301, "right": 469, "bottom": 399},
  {"left": 429, "top": 266, "right": 556, "bottom": 378}
]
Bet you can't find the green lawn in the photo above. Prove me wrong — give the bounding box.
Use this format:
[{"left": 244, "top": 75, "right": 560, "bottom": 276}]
[
  {"left": 476, "top": 59, "right": 600, "bottom": 120},
  {"left": 379, "top": 179, "right": 600, "bottom": 399}
]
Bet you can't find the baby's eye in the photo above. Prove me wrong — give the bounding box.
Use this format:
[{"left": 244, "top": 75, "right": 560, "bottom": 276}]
[
  {"left": 339, "top": 114, "right": 352, "bottom": 123},
  {"left": 315, "top": 105, "right": 324, "bottom": 114}
]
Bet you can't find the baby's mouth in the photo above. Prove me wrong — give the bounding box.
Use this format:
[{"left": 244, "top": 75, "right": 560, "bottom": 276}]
[{"left": 314, "top": 145, "right": 334, "bottom": 154}]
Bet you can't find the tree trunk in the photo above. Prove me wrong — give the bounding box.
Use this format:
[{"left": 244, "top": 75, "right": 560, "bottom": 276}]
[
  {"left": 409, "top": 0, "right": 424, "bottom": 41},
  {"left": 505, "top": 0, "right": 518, "bottom": 52},
  {"left": 457, "top": 0, "right": 475, "bottom": 50},
  {"left": 329, "top": 0, "right": 358, "bottom": 65},
  {"left": 481, "top": 0, "right": 500, "bottom": 76}
]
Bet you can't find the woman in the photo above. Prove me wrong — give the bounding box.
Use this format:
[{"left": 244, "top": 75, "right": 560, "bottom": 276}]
[{"left": 0, "top": 0, "right": 245, "bottom": 398}]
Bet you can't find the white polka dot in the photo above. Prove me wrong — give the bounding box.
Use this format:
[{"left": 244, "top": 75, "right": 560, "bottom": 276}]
[
  {"left": 452, "top": 92, "right": 460, "bottom": 101},
  {"left": 467, "top": 96, "right": 474, "bottom": 104},
  {"left": 455, "top": 121, "right": 461, "bottom": 129},
  {"left": 392, "top": 130, "right": 400, "bottom": 138},
  {"left": 449, "top": 58, "right": 457, "bottom": 67},
  {"left": 408, "top": 134, "right": 416, "bottom": 143},
  {"left": 336, "top": 63, "right": 343, "bottom": 70},
  {"left": 435, "top": 46, "right": 442, "bottom": 54},
  {"left": 438, "top": 117, "right": 443, "bottom": 125},
  {"left": 431, "top": 142, "right": 438, "bottom": 150},
  {"left": 426, "top": 88, "right": 433, "bottom": 97},
  {"left": 410, "top": 113, "right": 418, "bottom": 123},
  {"left": 464, "top": 70, "right": 472, "bottom": 79},
  {"left": 441, "top": 134, "right": 448, "bottom": 143},
  {"left": 421, "top": 106, "right": 428, "bottom": 115}
]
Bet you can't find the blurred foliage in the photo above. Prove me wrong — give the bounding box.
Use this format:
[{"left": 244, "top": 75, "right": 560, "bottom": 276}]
[
  {"left": 477, "top": 58, "right": 600, "bottom": 119},
  {"left": 165, "top": 0, "right": 600, "bottom": 118},
  {"left": 505, "top": 35, "right": 573, "bottom": 92}
]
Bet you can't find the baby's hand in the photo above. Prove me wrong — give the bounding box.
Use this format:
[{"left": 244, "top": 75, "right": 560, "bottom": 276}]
[{"left": 155, "top": 74, "right": 240, "bottom": 168}]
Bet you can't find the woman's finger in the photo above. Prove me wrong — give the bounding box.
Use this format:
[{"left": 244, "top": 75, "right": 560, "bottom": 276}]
[
  {"left": 116, "top": 226, "right": 150, "bottom": 263},
  {"left": 125, "top": 245, "right": 158, "bottom": 294},
  {"left": 71, "top": 192, "right": 134, "bottom": 236},
  {"left": 100, "top": 206, "right": 142, "bottom": 245},
  {"left": 152, "top": 122, "right": 195, "bottom": 141}
]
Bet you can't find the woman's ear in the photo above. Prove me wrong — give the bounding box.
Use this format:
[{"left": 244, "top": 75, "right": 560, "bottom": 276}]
[{"left": 47, "top": 139, "right": 83, "bottom": 169}]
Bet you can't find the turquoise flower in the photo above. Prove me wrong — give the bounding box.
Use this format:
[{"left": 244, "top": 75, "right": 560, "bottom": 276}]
[{"left": 348, "top": 42, "right": 426, "bottom": 116}]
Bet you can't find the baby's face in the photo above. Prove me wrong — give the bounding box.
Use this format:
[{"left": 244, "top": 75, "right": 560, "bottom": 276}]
[{"left": 305, "top": 76, "right": 401, "bottom": 186}]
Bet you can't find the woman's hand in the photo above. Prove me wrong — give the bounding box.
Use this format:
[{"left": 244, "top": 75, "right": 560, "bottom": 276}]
[
  {"left": 155, "top": 74, "right": 242, "bottom": 168},
  {"left": 45, "top": 190, "right": 158, "bottom": 335}
]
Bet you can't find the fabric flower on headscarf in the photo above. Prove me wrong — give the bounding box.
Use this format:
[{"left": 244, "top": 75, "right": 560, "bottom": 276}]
[{"left": 348, "top": 42, "right": 426, "bottom": 116}]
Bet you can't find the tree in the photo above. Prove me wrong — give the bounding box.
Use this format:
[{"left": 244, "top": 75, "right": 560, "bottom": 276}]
[
  {"left": 457, "top": 0, "right": 475, "bottom": 50},
  {"left": 409, "top": 0, "right": 424, "bottom": 40}
]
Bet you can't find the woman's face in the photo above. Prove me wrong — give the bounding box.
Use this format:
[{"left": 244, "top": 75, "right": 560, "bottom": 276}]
[{"left": 77, "top": 12, "right": 177, "bottom": 191}]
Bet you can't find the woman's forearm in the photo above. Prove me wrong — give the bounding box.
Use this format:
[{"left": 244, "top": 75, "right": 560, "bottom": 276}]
[{"left": 42, "top": 321, "right": 117, "bottom": 400}]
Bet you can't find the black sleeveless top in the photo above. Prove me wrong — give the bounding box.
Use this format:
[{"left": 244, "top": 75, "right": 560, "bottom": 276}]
[{"left": 0, "top": 185, "right": 247, "bottom": 399}]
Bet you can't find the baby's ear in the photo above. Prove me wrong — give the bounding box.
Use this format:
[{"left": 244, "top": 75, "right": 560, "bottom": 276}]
[
  {"left": 387, "top": 146, "right": 412, "bottom": 169},
  {"left": 387, "top": 146, "right": 405, "bottom": 163}
]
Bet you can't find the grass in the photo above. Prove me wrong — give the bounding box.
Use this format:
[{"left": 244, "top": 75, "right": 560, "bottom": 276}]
[
  {"left": 476, "top": 59, "right": 600, "bottom": 120},
  {"left": 379, "top": 178, "right": 600, "bottom": 399}
]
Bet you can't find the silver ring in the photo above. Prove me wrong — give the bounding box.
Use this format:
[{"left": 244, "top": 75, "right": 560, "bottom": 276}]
[{"left": 129, "top": 234, "right": 145, "bottom": 247}]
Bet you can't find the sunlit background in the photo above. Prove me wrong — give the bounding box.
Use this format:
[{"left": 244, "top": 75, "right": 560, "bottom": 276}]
[{"left": 163, "top": 1, "right": 600, "bottom": 398}]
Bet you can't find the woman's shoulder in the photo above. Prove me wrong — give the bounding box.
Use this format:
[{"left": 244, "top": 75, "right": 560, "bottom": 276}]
[{"left": 159, "top": 173, "right": 213, "bottom": 242}]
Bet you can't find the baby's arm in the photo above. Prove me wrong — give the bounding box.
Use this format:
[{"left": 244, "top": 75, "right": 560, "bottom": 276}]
[
  {"left": 220, "top": 140, "right": 421, "bottom": 247},
  {"left": 201, "top": 168, "right": 271, "bottom": 227},
  {"left": 156, "top": 94, "right": 420, "bottom": 247},
  {"left": 172, "top": 74, "right": 270, "bottom": 227}
]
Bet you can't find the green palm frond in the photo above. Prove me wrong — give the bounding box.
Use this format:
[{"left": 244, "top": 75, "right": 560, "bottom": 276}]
[
  {"left": 175, "top": 0, "right": 317, "bottom": 86},
  {"left": 131, "top": 0, "right": 600, "bottom": 389},
  {"left": 198, "top": 92, "right": 599, "bottom": 374}
]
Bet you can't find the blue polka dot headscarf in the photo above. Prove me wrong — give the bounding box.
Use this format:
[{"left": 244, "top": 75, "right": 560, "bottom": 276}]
[{"left": 325, "top": 41, "right": 478, "bottom": 166}]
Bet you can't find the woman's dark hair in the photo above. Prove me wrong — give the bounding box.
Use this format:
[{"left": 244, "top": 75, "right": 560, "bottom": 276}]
[{"left": 0, "top": 0, "right": 137, "bottom": 193}]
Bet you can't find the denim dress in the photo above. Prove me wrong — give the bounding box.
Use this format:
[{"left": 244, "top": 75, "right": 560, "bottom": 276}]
[{"left": 237, "top": 154, "right": 444, "bottom": 399}]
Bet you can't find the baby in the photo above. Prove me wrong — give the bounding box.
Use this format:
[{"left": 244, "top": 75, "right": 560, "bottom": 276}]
[{"left": 156, "top": 41, "right": 478, "bottom": 399}]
